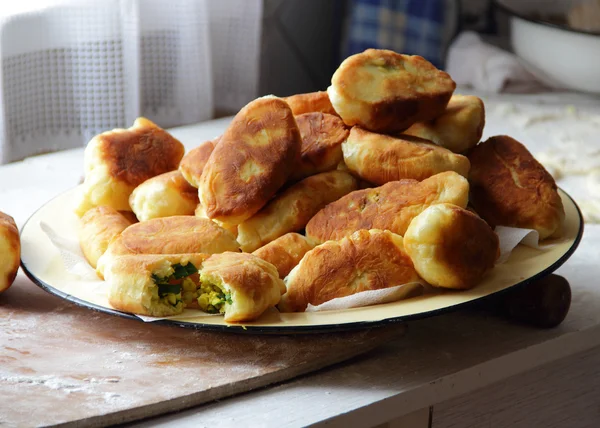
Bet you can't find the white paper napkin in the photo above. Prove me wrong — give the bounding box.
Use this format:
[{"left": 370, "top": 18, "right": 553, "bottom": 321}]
[
  {"left": 495, "top": 226, "right": 542, "bottom": 264},
  {"left": 40, "top": 220, "right": 100, "bottom": 281},
  {"left": 306, "top": 282, "right": 429, "bottom": 312}
]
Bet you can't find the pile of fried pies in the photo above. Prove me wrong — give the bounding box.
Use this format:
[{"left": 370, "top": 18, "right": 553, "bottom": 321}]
[{"left": 65, "top": 49, "right": 565, "bottom": 323}]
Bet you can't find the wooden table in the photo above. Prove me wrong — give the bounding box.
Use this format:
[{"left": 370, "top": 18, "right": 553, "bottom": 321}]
[{"left": 1, "top": 90, "right": 600, "bottom": 427}]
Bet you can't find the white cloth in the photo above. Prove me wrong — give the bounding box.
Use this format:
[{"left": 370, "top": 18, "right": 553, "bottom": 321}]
[
  {"left": 446, "top": 31, "right": 552, "bottom": 94},
  {"left": 0, "top": 0, "right": 263, "bottom": 163}
]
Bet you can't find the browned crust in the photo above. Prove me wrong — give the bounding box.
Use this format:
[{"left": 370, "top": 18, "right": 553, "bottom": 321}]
[
  {"left": 153, "top": 170, "right": 199, "bottom": 203},
  {"left": 404, "top": 95, "right": 485, "bottom": 153},
  {"left": 110, "top": 216, "right": 240, "bottom": 256},
  {"left": 436, "top": 206, "right": 498, "bottom": 289},
  {"left": 283, "top": 91, "right": 338, "bottom": 116},
  {"left": 179, "top": 139, "right": 217, "bottom": 188},
  {"left": 467, "top": 135, "right": 565, "bottom": 239},
  {"left": 79, "top": 206, "right": 134, "bottom": 268},
  {"left": 201, "top": 252, "right": 280, "bottom": 295},
  {"left": 280, "top": 230, "right": 421, "bottom": 312},
  {"left": 405, "top": 204, "right": 499, "bottom": 290},
  {"left": 305, "top": 171, "right": 469, "bottom": 244},
  {"left": 237, "top": 170, "right": 358, "bottom": 252},
  {"left": 331, "top": 49, "right": 456, "bottom": 132},
  {"left": 290, "top": 112, "right": 349, "bottom": 181},
  {"left": 0, "top": 212, "right": 20, "bottom": 293},
  {"left": 199, "top": 97, "right": 302, "bottom": 224},
  {"left": 100, "top": 118, "right": 185, "bottom": 187},
  {"left": 199, "top": 252, "right": 283, "bottom": 322},
  {"left": 343, "top": 127, "right": 470, "bottom": 184},
  {"left": 252, "top": 233, "right": 315, "bottom": 279}
]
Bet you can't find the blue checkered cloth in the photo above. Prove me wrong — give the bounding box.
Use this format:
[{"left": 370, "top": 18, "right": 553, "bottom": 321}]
[{"left": 345, "top": 0, "right": 448, "bottom": 68}]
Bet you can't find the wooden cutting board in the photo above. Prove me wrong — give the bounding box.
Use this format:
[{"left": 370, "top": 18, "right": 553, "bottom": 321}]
[{"left": 0, "top": 275, "right": 404, "bottom": 428}]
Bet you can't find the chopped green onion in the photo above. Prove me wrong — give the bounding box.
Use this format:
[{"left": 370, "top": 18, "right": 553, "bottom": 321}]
[
  {"left": 157, "top": 283, "right": 182, "bottom": 296},
  {"left": 151, "top": 274, "right": 169, "bottom": 285},
  {"left": 172, "top": 262, "right": 198, "bottom": 279}
]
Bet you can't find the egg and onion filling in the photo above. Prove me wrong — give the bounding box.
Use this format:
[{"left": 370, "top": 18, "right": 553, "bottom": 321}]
[
  {"left": 151, "top": 262, "right": 232, "bottom": 314},
  {"left": 151, "top": 262, "right": 198, "bottom": 308},
  {"left": 197, "top": 274, "right": 232, "bottom": 314}
]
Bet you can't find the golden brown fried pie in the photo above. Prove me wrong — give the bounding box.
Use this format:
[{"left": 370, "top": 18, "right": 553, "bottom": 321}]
[
  {"left": 283, "top": 91, "right": 338, "bottom": 116},
  {"left": 237, "top": 170, "right": 358, "bottom": 252},
  {"left": 96, "top": 216, "right": 240, "bottom": 279},
  {"left": 290, "top": 112, "right": 349, "bottom": 181},
  {"left": 129, "top": 171, "right": 199, "bottom": 221},
  {"left": 179, "top": 138, "right": 218, "bottom": 188},
  {"left": 194, "top": 203, "right": 239, "bottom": 238},
  {"left": 404, "top": 203, "right": 499, "bottom": 290},
  {"left": 404, "top": 95, "right": 485, "bottom": 153},
  {"left": 252, "top": 233, "right": 315, "bottom": 279},
  {"left": 78, "top": 206, "right": 134, "bottom": 269},
  {"left": 0, "top": 212, "right": 20, "bottom": 293},
  {"left": 75, "top": 117, "right": 185, "bottom": 216},
  {"left": 106, "top": 253, "right": 208, "bottom": 317},
  {"left": 468, "top": 135, "right": 565, "bottom": 239},
  {"left": 199, "top": 96, "right": 302, "bottom": 224},
  {"left": 198, "top": 252, "right": 283, "bottom": 322},
  {"left": 328, "top": 49, "right": 456, "bottom": 132},
  {"left": 305, "top": 171, "right": 469, "bottom": 244},
  {"left": 279, "top": 229, "right": 422, "bottom": 312},
  {"left": 342, "top": 127, "right": 470, "bottom": 185}
]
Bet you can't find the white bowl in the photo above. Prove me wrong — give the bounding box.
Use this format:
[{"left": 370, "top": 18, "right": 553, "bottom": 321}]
[{"left": 496, "top": 0, "right": 600, "bottom": 94}]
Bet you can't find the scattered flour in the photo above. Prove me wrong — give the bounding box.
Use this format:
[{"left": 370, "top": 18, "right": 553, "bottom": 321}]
[{"left": 1, "top": 373, "right": 120, "bottom": 394}]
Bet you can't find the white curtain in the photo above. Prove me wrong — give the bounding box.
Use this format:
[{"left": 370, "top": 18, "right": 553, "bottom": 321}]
[{"left": 0, "top": 0, "right": 263, "bottom": 163}]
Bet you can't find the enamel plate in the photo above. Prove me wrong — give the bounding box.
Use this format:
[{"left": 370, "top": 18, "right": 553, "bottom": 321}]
[{"left": 20, "top": 187, "right": 583, "bottom": 334}]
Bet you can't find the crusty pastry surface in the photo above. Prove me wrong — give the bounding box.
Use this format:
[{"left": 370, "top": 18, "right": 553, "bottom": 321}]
[
  {"left": 78, "top": 206, "right": 134, "bottom": 269},
  {"left": 75, "top": 117, "right": 184, "bottom": 216},
  {"left": 237, "top": 170, "right": 358, "bottom": 252},
  {"left": 252, "top": 233, "right": 315, "bottom": 279},
  {"left": 468, "top": 135, "right": 565, "bottom": 239},
  {"left": 195, "top": 203, "right": 239, "bottom": 238},
  {"left": 404, "top": 94, "right": 485, "bottom": 153},
  {"left": 130, "top": 171, "right": 199, "bottom": 221},
  {"left": 290, "top": 112, "right": 349, "bottom": 181},
  {"left": 306, "top": 171, "right": 469, "bottom": 244},
  {"left": 106, "top": 253, "right": 208, "bottom": 317},
  {"left": 328, "top": 49, "right": 456, "bottom": 132},
  {"left": 280, "top": 229, "right": 422, "bottom": 312},
  {"left": 342, "top": 127, "right": 470, "bottom": 184},
  {"left": 199, "top": 96, "right": 302, "bottom": 224},
  {"left": 199, "top": 252, "right": 283, "bottom": 322},
  {"left": 283, "top": 91, "right": 338, "bottom": 116},
  {"left": 0, "top": 212, "right": 20, "bottom": 293},
  {"left": 179, "top": 138, "right": 218, "bottom": 188},
  {"left": 404, "top": 203, "right": 499, "bottom": 290},
  {"left": 96, "top": 216, "right": 239, "bottom": 278}
]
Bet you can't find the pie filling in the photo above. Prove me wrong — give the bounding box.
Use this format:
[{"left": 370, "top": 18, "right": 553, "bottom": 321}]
[
  {"left": 151, "top": 262, "right": 232, "bottom": 314},
  {"left": 197, "top": 274, "right": 232, "bottom": 314}
]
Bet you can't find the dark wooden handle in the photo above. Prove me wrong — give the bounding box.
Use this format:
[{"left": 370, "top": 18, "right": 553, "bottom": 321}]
[{"left": 497, "top": 274, "right": 571, "bottom": 328}]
